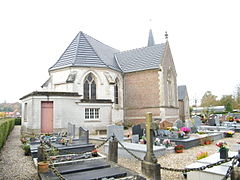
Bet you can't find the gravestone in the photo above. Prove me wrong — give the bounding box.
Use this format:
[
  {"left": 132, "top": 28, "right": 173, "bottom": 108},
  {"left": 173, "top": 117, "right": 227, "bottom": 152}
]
[
  {"left": 132, "top": 124, "right": 144, "bottom": 139},
  {"left": 193, "top": 116, "right": 201, "bottom": 127},
  {"left": 208, "top": 116, "right": 215, "bottom": 126},
  {"left": 107, "top": 125, "right": 124, "bottom": 142},
  {"left": 190, "top": 126, "right": 198, "bottom": 133},
  {"left": 79, "top": 127, "right": 89, "bottom": 144},
  {"left": 175, "top": 120, "right": 184, "bottom": 129},
  {"left": 131, "top": 134, "right": 139, "bottom": 143},
  {"left": 68, "top": 123, "right": 76, "bottom": 138},
  {"left": 185, "top": 119, "right": 193, "bottom": 129},
  {"left": 215, "top": 116, "right": 220, "bottom": 126}
]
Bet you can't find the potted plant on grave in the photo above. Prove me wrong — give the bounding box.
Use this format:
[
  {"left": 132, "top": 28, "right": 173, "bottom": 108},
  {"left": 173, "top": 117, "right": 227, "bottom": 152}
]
[
  {"left": 216, "top": 141, "right": 229, "bottom": 159},
  {"left": 21, "top": 144, "right": 31, "bottom": 156},
  {"left": 91, "top": 149, "right": 98, "bottom": 157},
  {"left": 177, "top": 130, "right": 185, "bottom": 139},
  {"left": 162, "top": 139, "right": 171, "bottom": 148},
  {"left": 180, "top": 127, "right": 191, "bottom": 135},
  {"left": 174, "top": 144, "right": 184, "bottom": 153},
  {"left": 38, "top": 161, "right": 49, "bottom": 173},
  {"left": 196, "top": 151, "right": 208, "bottom": 160},
  {"left": 204, "top": 137, "right": 212, "bottom": 145},
  {"left": 224, "top": 130, "right": 235, "bottom": 138}
]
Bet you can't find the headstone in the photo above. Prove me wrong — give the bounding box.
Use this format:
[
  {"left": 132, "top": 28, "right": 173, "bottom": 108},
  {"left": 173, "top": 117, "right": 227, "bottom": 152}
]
[
  {"left": 175, "top": 120, "right": 184, "bottom": 129},
  {"left": 68, "top": 123, "right": 76, "bottom": 138},
  {"left": 131, "top": 134, "right": 139, "bottom": 143},
  {"left": 79, "top": 127, "right": 89, "bottom": 144},
  {"left": 107, "top": 125, "right": 124, "bottom": 142},
  {"left": 190, "top": 126, "right": 198, "bottom": 133},
  {"left": 132, "top": 124, "right": 144, "bottom": 139},
  {"left": 185, "top": 119, "right": 193, "bottom": 129},
  {"left": 215, "top": 116, "right": 220, "bottom": 126},
  {"left": 193, "top": 116, "right": 201, "bottom": 127},
  {"left": 208, "top": 116, "right": 215, "bottom": 126}
]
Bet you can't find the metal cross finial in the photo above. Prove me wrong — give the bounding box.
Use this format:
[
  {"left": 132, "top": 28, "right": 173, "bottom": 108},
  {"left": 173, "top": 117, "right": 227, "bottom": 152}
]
[{"left": 165, "top": 31, "right": 168, "bottom": 40}]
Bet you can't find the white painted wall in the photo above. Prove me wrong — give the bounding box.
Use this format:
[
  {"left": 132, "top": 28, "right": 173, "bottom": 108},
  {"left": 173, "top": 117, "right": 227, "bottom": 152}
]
[{"left": 21, "top": 95, "right": 123, "bottom": 133}]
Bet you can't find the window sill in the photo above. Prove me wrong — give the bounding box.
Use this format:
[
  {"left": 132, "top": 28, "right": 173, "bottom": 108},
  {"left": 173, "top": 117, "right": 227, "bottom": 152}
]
[{"left": 84, "top": 120, "right": 101, "bottom": 122}]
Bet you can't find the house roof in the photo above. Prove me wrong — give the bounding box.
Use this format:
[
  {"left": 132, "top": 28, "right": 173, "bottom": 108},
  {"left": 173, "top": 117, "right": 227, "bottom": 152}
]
[
  {"left": 115, "top": 43, "right": 166, "bottom": 73},
  {"left": 178, "top": 85, "right": 188, "bottom": 100},
  {"left": 20, "top": 91, "right": 81, "bottom": 100},
  {"left": 49, "top": 32, "right": 121, "bottom": 71}
]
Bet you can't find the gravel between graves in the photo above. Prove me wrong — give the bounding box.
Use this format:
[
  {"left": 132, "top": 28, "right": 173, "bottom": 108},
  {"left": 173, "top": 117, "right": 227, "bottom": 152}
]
[
  {"left": 92, "top": 133, "right": 240, "bottom": 180},
  {"left": 0, "top": 126, "right": 39, "bottom": 180},
  {"left": 1, "top": 127, "right": 239, "bottom": 180}
]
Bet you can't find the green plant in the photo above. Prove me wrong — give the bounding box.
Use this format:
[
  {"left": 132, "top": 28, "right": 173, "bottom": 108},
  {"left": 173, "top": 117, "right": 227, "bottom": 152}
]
[
  {"left": 0, "top": 118, "right": 15, "bottom": 150},
  {"left": 49, "top": 147, "right": 59, "bottom": 156},
  {"left": 22, "top": 144, "right": 30, "bottom": 156}
]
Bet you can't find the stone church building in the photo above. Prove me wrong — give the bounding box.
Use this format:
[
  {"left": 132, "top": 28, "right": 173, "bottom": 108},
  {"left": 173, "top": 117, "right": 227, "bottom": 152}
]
[{"left": 20, "top": 30, "right": 183, "bottom": 134}]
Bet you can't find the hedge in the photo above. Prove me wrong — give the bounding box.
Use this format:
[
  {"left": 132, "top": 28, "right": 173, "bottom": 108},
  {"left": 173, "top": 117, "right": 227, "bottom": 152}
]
[{"left": 0, "top": 118, "right": 15, "bottom": 150}]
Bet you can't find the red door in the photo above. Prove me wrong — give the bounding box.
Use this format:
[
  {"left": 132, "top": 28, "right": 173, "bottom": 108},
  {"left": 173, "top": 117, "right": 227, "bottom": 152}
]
[{"left": 41, "top": 101, "right": 53, "bottom": 133}]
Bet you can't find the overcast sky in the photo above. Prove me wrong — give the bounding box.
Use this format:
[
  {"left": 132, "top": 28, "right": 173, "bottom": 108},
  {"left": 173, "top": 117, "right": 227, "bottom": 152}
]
[{"left": 0, "top": 0, "right": 239, "bottom": 105}]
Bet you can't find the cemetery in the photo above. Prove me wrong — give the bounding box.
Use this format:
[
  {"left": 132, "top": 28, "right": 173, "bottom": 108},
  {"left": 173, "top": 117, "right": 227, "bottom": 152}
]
[{"left": 3, "top": 113, "right": 240, "bottom": 180}]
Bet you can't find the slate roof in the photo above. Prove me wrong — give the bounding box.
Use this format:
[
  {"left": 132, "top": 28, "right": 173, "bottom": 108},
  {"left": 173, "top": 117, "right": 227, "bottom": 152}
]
[
  {"left": 178, "top": 85, "right": 188, "bottom": 100},
  {"left": 49, "top": 31, "right": 166, "bottom": 73},
  {"left": 49, "top": 32, "right": 121, "bottom": 71},
  {"left": 115, "top": 44, "right": 166, "bottom": 73}
]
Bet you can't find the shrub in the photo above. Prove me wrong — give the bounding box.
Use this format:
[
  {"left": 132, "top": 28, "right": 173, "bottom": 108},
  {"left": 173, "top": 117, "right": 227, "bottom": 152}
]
[{"left": 0, "top": 118, "right": 15, "bottom": 150}]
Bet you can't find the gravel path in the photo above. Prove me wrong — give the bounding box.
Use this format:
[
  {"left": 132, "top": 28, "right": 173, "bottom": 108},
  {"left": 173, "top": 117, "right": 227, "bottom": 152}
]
[{"left": 0, "top": 126, "right": 38, "bottom": 180}]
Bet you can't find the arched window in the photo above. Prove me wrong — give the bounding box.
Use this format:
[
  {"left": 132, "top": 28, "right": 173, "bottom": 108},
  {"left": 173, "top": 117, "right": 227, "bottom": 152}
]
[
  {"left": 84, "top": 73, "right": 96, "bottom": 100},
  {"left": 114, "top": 78, "right": 119, "bottom": 104},
  {"left": 167, "top": 70, "right": 173, "bottom": 106}
]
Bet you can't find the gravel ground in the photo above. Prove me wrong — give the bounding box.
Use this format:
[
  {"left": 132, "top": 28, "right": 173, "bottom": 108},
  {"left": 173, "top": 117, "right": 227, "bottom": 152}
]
[
  {"left": 92, "top": 133, "right": 240, "bottom": 180},
  {"left": 0, "top": 126, "right": 39, "bottom": 180},
  {"left": 1, "top": 127, "right": 239, "bottom": 180}
]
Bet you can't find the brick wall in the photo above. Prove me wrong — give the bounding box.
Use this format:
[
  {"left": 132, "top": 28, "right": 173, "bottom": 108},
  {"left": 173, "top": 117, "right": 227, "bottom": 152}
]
[{"left": 123, "top": 69, "right": 161, "bottom": 124}]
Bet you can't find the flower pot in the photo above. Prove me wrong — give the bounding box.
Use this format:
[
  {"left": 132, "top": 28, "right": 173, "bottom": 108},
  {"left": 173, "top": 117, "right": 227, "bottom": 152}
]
[
  {"left": 219, "top": 148, "right": 228, "bottom": 159},
  {"left": 38, "top": 161, "right": 49, "bottom": 173},
  {"left": 175, "top": 149, "right": 183, "bottom": 153}
]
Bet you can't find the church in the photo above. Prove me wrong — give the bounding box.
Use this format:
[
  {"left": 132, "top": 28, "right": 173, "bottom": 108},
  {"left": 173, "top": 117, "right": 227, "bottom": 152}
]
[{"left": 20, "top": 30, "right": 182, "bottom": 134}]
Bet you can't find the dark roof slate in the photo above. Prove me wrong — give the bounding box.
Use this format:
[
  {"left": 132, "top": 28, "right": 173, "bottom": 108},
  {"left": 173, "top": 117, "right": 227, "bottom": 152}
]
[
  {"left": 49, "top": 32, "right": 121, "bottom": 71},
  {"left": 178, "top": 85, "right": 187, "bottom": 100},
  {"left": 115, "top": 44, "right": 166, "bottom": 73},
  {"left": 49, "top": 31, "right": 166, "bottom": 73}
]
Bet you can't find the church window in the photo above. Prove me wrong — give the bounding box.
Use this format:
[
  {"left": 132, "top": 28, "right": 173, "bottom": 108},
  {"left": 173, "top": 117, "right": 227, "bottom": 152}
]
[
  {"left": 114, "top": 78, "right": 119, "bottom": 104},
  {"left": 84, "top": 73, "right": 96, "bottom": 100},
  {"left": 85, "top": 108, "right": 100, "bottom": 119}
]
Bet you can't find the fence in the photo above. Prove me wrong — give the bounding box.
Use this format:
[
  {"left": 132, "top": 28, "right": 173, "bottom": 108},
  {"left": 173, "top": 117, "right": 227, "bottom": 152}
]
[{"left": 39, "top": 135, "right": 240, "bottom": 180}]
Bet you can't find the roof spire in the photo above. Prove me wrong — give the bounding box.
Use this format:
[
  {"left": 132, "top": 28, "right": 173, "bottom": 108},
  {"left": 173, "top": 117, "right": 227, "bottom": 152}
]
[
  {"left": 165, "top": 31, "right": 168, "bottom": 41},
  {"left": 148, "top": 29, "right": 155, "bottom": 46}
]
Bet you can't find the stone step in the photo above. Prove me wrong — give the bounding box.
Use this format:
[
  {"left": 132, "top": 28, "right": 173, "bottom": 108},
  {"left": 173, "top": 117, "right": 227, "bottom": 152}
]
[
  {"left": 56, "top": 160, "right": 110, "bottom": 174},
  {"left": 64, "top": 167, "right": 128, "bottom": 180}
]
